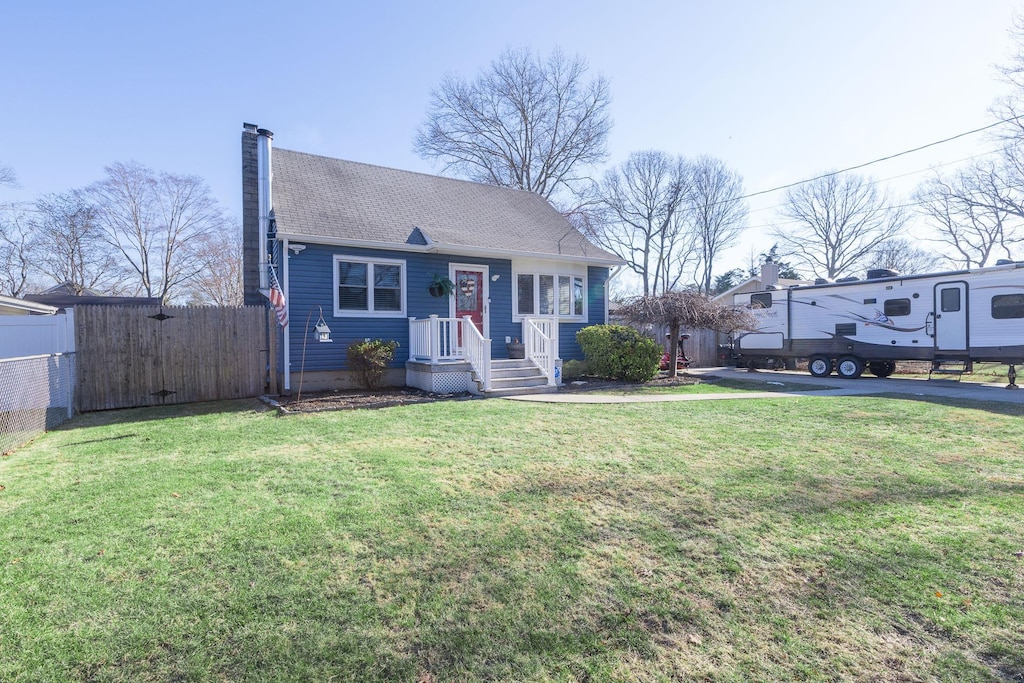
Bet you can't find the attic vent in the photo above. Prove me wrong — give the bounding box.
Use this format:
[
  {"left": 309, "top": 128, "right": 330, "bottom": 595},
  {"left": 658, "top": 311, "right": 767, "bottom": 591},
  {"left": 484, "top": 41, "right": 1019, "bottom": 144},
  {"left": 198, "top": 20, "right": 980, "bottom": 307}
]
[{"left": 814, "top": 278, "right": 831, "bottom": 285}]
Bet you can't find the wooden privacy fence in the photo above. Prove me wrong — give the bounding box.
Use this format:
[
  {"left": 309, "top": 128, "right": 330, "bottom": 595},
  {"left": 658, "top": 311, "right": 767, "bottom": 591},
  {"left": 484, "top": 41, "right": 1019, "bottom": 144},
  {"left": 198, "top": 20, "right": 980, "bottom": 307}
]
[
  {"left": 75, "top": 306, "right": 275, "bottom": 412},
  {"left": 683, "top": 329, "right": 724, "bottom": 367}
]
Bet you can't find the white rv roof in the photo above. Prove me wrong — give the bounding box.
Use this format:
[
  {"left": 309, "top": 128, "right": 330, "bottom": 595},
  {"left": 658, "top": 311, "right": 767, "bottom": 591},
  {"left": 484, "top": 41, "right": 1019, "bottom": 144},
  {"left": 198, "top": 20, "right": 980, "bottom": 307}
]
[{"left": 791, "top": 261, "right": 1024, "bottom": 291}]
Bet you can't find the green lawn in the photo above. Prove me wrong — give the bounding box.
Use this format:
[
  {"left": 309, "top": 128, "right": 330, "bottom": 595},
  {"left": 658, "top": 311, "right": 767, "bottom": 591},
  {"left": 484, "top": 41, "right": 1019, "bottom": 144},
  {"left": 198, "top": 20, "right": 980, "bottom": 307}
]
[{"left": 1, "top": 396, "right": 1023, "bottom": 682}]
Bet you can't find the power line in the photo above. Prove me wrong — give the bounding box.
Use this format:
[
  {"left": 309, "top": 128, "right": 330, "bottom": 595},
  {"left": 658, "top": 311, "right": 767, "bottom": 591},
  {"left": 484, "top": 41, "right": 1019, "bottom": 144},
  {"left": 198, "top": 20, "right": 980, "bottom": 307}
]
[
  {"left": 744, "top": 147, "right": 1004, "bottom": 217},
  {"left": 737, "top": 116, "right": 1020, "bottom": 203}
]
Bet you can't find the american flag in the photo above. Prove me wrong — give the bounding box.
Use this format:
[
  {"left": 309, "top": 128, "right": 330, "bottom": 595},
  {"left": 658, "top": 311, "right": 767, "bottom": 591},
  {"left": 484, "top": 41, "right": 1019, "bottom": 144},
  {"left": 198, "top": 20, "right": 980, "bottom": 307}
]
[{"left": 268, "top": 267, "right": 288, "bottom": 327}]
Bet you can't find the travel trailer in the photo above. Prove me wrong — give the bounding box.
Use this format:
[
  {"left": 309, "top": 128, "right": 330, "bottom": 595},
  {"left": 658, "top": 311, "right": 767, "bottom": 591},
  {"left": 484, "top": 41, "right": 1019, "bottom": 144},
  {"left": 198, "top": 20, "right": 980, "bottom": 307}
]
[{"left": 731, "top": 261, "right": 1024, "bottom": 380}]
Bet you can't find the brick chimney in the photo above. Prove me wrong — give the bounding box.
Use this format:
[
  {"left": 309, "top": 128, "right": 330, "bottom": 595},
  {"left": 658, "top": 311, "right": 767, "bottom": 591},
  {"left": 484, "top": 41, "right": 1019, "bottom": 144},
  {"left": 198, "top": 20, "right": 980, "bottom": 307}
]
[
  {"left": 242, "top": 123, "right": 261, "bottom": 305},
  {"left": 242, "top": 124, "right": 274, "bottom": 305}
]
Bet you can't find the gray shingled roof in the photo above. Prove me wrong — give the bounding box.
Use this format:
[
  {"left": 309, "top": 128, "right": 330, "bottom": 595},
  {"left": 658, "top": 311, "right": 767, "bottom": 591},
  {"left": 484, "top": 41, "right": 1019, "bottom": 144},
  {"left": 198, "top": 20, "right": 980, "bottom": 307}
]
[{"left": 271, "top": 148, "right": 622, "bottom": 264}]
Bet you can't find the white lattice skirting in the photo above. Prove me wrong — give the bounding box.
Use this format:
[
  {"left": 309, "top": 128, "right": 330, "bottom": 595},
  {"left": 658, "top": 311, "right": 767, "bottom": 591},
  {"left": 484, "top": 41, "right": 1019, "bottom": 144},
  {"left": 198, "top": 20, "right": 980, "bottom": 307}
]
[{"left": 405, "top": 360, "right": 478, "bottom": 395}]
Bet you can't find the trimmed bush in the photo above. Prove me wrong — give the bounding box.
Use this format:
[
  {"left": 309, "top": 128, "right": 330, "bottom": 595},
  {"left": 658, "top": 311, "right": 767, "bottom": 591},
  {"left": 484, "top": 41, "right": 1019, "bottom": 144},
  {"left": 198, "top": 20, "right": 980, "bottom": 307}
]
[
  {"left": 561, "top": 359, "right": 590, "bottom": 382},
  {"left": 575, "top": 325, "right": 661, "bottom": 382},
  {"left": 346, "top": 339, "right": 399, "bottom": 389}
]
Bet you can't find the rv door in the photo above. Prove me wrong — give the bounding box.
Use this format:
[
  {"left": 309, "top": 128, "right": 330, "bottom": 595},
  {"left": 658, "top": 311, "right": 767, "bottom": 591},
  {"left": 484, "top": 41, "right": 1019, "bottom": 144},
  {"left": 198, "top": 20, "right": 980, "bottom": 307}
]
[{"left": 934, "top": 282, "right": 968, "bottom": 352}]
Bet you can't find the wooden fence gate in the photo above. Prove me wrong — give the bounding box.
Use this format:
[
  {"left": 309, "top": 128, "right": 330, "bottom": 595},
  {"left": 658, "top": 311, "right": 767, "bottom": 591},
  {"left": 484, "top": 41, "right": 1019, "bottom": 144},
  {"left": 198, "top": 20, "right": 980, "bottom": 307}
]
[{"left": 75, "top": 306, "right": 275, "bottom": 412}]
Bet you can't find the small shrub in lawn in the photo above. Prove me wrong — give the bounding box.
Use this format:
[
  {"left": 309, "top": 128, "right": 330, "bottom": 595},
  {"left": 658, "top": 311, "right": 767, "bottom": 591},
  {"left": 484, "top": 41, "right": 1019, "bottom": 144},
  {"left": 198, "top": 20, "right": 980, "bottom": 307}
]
[
  {"left": 346, "top": 339, "right": 399, "bottom": 389},
  {"left": 561, "top": 359, "right": 590, "bottom": 381},
  {"left": 576, "top": 325, "right": 661, "bottom": 382}
]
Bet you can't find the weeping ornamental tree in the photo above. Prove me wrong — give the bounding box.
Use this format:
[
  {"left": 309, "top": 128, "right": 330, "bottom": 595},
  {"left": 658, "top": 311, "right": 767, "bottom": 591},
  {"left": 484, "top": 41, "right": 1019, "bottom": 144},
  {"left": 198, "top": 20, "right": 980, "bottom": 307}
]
[{"left": 618, "top": 291, "right": 756, "bottom": 378}]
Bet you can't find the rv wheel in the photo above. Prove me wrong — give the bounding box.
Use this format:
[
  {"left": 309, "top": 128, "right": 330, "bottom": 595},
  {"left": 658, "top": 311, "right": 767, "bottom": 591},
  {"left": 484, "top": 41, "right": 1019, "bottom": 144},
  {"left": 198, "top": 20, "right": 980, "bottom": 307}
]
[
  {"left": 836, "top": 355, "right": 865, "bottom": 379},
  {"left": 868, "top": 361, "right": 896, "bottom": 378},
  {"left": 808, "top": 355, "right": 832, "bottom": 377}
]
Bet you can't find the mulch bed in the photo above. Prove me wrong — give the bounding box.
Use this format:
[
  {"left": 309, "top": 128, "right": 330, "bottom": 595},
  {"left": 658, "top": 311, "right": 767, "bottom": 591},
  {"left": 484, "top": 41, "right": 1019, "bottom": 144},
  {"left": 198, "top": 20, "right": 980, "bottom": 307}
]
[
  {"left": 271, "top": 388, "right": 477, "bottom": 413},
  {"left": 560, "top": 372, "right": 713, "bottom": 392},
  {"left": 268, "top": 372, "right": 716, "bottom": 412}
]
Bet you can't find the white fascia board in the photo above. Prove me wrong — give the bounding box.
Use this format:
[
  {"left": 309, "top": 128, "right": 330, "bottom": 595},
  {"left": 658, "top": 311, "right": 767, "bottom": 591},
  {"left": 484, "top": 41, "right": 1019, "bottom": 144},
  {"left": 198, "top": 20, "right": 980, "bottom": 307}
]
[
  {"left": 274, "top": 233, "right": 625, "bottom": 267},
  {"left": 0, "top": 295, "right": 59, "bottom": 315}
]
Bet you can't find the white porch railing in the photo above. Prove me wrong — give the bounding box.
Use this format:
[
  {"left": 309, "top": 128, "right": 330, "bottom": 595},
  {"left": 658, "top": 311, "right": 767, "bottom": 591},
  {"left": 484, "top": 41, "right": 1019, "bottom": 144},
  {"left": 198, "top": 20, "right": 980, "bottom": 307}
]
[
  {"left": 408, "top": 315, "right": 491, "bottom": 391},
  {"left": 460, "top": 316, "right": 491, "bottom": 392},
  {"left": 523, "top": 316, "right": 559, "bottom": 386},
  {"left": 409, "top": 315, "right": 462, "bottom": 362}
]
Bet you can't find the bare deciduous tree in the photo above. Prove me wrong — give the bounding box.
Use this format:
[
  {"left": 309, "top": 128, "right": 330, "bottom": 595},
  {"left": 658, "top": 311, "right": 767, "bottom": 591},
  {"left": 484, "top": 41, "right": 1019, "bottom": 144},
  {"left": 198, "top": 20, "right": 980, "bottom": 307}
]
[
  {"left": 33, "top": 191, "right": 128, "bottom": 294},
  {"left": 415, "top": 47, "right": 612, "bottom": 203},
  {"left": 867, "top": 237, "right": 942, "bottom": 275},
  {"left": 773, "top": 173, "right": 908, "bottom": 279},
  {"left": 619, "top": 290, "right": 755, "bottom": 377},
  {"left": 914, "top": 163, "right": 1022, "bottom": 268},
  {"left": 89, "top": 162, "right": 231, "bottom": 303},
  {"left": 687, "top": 156, "right": 747, "bottom": 293},
  {"left": 0, "top": 205, "right": 39, "bottom": 297},
  {"left": 589, "top": 151, "right": 694, "bottom": 296},
  {"left": 0, "top": 164, "right": 16, "bottom": 189},
  {"left": 188, "top": 226, "right": 244, "bottom": 306}
]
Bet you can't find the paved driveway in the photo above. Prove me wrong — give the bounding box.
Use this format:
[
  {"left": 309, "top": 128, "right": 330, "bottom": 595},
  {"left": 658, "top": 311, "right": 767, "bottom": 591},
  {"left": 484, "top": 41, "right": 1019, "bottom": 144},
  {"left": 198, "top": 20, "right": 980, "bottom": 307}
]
[{"left": 506, "top": 367, "right": 1024, "bottom": 405}]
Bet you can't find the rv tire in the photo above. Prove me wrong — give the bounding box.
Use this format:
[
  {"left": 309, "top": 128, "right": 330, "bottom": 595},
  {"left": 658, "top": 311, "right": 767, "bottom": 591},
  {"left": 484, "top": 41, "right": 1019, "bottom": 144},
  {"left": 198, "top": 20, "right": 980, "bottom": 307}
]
[
  {"left": 808, "top": 355, "right": 832, "bottom": 377},
  {"left": 836, "top": 355, "right": 865, "bottom": 379},
  {"left": 868, "top": 360, "right": 897, "bottom": 378}
]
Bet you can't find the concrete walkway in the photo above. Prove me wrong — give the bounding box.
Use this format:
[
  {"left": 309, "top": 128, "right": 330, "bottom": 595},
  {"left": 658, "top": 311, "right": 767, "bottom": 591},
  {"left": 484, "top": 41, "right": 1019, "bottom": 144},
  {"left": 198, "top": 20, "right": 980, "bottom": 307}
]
[{"left": 504, "top": 367, "right": 1024, "bottom": 405}]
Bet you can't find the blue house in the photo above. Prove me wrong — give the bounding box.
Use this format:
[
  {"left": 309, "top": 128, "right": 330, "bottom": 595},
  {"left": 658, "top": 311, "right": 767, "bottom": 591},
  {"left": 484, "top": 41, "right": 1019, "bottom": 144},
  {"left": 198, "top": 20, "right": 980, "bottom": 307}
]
[{"left": 241, "top": 124, "right": 623, "bottom": 395}]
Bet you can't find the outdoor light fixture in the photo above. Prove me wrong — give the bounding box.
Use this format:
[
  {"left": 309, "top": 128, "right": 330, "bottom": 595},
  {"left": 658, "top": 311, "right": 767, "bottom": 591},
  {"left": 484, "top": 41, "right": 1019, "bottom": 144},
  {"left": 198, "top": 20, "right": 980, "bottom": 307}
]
[{"left": 313, "top": 306, "right": 332, "bottom": 343}]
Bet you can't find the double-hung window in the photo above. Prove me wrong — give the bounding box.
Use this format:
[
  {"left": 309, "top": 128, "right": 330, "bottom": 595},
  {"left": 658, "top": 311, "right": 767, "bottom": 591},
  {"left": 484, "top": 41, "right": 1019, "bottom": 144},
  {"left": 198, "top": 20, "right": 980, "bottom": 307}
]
[
  {"left": 334, "top": 255, "right": 406, "bottom": 316},
  {"left": 516, "top": 272, "right": 585, "bottom": 319}
]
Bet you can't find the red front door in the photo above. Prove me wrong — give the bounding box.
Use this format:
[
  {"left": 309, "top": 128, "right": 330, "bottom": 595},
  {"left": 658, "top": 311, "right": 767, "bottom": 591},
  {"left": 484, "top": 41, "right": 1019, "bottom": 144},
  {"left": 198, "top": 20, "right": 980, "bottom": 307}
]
[{"left": 453, "top": 268, "right": 485, "bottom": 342}]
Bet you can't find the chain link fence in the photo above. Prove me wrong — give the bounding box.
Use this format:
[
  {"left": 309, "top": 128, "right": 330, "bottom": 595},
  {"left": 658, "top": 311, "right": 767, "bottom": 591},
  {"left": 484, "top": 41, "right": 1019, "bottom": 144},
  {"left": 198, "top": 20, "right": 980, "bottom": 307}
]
[{"left": 0, "top": 353, "right": 76, "bottom": 456}]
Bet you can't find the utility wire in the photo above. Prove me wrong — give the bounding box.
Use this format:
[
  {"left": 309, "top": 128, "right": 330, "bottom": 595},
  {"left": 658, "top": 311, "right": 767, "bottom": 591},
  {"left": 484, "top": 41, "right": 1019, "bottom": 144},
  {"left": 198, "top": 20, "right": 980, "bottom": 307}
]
[{"left": 736, "top": 116, "right": 1020, "bottom": 204}]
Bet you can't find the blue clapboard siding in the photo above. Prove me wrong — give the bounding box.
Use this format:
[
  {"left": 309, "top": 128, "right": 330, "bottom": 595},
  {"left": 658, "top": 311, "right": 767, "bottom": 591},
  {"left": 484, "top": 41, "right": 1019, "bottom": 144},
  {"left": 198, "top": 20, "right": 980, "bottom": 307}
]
[
  {"left": 282, "top": 243, "right": 611, "bottom": 371},
  {"left": 554, "top": 266, "right": 610, "bottom": 360}
]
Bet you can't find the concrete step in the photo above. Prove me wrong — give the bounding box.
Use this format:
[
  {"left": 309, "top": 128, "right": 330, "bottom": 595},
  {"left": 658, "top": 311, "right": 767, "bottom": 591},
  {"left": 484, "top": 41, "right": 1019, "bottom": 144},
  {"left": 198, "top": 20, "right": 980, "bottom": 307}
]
[
  {"left": 488, "top": 375, "right": 550, "bottom": 389},
  {"left": 490, "top": 366, "right": 546, "bottom": 380},
  {"left": 491, "top": 358, "right": 537, "bottom": 370},
  {"left": 485, "top": 384, "right": 559, "bottom": 398}
]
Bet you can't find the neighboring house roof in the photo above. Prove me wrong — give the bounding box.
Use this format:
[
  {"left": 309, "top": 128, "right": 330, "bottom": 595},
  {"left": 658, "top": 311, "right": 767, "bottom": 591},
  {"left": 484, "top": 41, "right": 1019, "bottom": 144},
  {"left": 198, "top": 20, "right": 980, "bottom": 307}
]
[
  {"left": 271, "top": 148, "right": 623, "bottom": 265},
  {"left": 40, "top": 282, "right": 101, "bottom": 296},
  {"left": 712, "top": 277, "right": 811, "bottom": 302},
  {"left": 0, "top": 295, "right": 59, "bottom": 316}
]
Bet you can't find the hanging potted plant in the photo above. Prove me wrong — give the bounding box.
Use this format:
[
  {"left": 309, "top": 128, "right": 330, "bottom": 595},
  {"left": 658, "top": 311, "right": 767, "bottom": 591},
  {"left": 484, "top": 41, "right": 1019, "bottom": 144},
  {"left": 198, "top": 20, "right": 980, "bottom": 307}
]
[{"left": 428, "top": 273, "right": 455, "bottom": 298}]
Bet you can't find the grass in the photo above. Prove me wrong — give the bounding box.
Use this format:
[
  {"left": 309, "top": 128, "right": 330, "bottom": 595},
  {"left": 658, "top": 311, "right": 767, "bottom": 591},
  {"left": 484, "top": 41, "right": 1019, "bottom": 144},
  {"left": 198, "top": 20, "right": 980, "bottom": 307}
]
[
  {"left": 893, "top": 362, "right": 1015, "bottom": 384},
  {"left": 621, "top": 377, "right": 832, "bottom": 395},
  {"left": 1, "top": 396, "right": 1023, "bottom": 682}
]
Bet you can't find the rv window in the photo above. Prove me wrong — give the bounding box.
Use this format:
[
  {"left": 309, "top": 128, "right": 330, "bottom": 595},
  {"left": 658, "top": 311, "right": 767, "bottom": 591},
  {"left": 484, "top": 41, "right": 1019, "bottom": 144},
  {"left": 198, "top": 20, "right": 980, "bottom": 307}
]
[
  {"left": 883, "top": 298, "right": 911, "bottom": 317},
  {"left": 750, "top": 293, "right": 773, "bottom": 309},
  {"left": 835, "top": 323, "right": 857, "bottom": 336},
  {"left": 940, "top": 288, "right": 961, "bottom": 312},
  {"left": 992, "top": 293, "right": 1024, "bottom": 319}
]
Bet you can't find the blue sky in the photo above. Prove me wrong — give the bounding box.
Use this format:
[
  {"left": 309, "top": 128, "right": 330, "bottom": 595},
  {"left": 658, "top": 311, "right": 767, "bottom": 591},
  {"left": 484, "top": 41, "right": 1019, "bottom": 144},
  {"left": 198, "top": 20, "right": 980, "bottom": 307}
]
[{"left": 2, "top": 1, "right": 1020, "bottom": 273}]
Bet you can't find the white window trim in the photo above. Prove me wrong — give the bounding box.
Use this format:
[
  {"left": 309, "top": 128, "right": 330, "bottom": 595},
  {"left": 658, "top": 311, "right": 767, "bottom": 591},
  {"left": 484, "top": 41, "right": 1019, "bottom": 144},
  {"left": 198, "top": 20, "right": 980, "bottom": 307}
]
[
  {"left": 512, "top": 270, "right": 587, "bottom": 322},
  {"left": 333, "top": 254, "right": 407, "bottom": 317}
]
